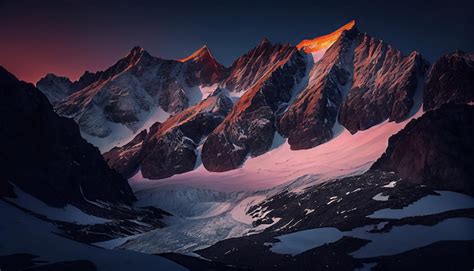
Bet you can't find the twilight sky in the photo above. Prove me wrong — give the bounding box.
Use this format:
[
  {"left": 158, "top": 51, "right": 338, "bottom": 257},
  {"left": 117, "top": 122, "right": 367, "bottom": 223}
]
[{"left": 1, "top": 0, "right": 473, "bottom": 83}]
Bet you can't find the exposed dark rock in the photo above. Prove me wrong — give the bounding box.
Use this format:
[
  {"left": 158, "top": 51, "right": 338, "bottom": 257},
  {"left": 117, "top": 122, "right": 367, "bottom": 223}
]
[
  {"left": 372, "top": 104, "right": 474, "bottom": 194},
  {"left": 103, "top": 130, "right": 148, "bottom": 179},
  {"left": 423, "top": 51, "right": 474, "bottom": 111},
  {"left": 0, "top": 66, "right": 135, "bottom": 207},
  {"left": 140, "top": 128, "right": 197, "bottom": 179},
  {"left": 141, "top": 91, "right": 233, "bottom": 179},
  {"left": 278, "top": 27, "right": 357, "bottom": 150},
  {"left": 106, "top": 90, "right": 233, "bottom": 179},
  {"left": 338, "top": 34, "right": 428, "bottom": 134},
  {"left": 222, "top": 38, "right": 296, "bottom": 94},
  {"left": 202, "top": 43, "right": 307, "bottom": 171}
]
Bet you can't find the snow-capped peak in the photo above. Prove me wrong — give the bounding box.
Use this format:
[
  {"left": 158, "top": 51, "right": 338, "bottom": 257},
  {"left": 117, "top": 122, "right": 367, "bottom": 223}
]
[{"left": 297, "top": 20, "right": 356, "bottom": 53}]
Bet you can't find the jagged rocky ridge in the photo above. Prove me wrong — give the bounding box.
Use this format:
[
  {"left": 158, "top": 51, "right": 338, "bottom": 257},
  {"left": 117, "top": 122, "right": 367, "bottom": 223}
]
[
  {"left": 201, "top": 43, "right": 307, "bottom": 171},
  {"left": 39, "top": 21, "right": 473, "bottom": 177},
  {"left": 38, "top": 46, "right": 225, "bottom": 140}
]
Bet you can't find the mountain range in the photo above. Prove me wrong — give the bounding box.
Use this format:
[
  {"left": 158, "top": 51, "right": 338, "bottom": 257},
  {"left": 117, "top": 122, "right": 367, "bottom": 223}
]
[{"left": 1, "top": 20, "right": 473, "bottom": 270}]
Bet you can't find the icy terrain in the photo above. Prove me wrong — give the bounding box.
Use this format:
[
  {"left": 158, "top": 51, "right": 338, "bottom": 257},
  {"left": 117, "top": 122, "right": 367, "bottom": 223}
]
[{"left": 107, "top": 107, "right": 424, "bottom": 254}]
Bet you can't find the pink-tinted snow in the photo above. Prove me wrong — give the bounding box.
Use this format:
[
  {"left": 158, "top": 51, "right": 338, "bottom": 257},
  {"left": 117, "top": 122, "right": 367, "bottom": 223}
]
[{"left": 130, "top": 109, "right": 423, "bottom": 193}]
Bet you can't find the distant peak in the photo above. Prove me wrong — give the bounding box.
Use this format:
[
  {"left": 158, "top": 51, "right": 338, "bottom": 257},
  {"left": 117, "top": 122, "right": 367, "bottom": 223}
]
[
  {"left": 38, "top": 73, "right": 72, "bottom": 84},
  {"left": 178, "top": 45, "right": 214, "bottom": 62},
  {"left": 125, "top": 46, "right": 147, "bottom": 58},
  {"left": 297, "top": 20, "right": 356, "bottom": 53},
  {"left": 260, "top": 38, "right": 271, "bottom": 45},
  {"left": 130, "top": 46, "right": 145, "bottom": 54},
  {"left": 123, "top": 46, "right": 150, "bottom": 65}
]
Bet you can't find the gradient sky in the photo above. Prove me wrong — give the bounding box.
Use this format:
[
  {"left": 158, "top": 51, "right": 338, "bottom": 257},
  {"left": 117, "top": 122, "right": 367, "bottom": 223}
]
[{"left": 1, "top": 0, "right": 473, "bottom": 83}]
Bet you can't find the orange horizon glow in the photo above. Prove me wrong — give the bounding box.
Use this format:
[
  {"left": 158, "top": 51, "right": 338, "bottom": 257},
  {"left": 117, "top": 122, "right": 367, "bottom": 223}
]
[{"left": 297, "top": 20, "right": 356, "bottom": 53}]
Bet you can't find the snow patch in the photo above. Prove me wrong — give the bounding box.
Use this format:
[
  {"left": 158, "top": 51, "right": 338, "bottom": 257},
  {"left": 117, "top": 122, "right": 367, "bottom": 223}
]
[
  {"left": 372, "top": 193, "right": 389, "bottom": 202},
  {"left": 382, "top": 181, "right": 397, "bottom": 188},
  {"left": 270, "top": 218, "right": 474, "bottom": 257},
  {"left": 368, "top": 191, "right": 474, "bottom": 219}
]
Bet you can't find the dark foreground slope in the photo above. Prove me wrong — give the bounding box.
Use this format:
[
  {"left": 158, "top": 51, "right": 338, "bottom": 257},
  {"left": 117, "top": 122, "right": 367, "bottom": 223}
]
[{"left": 0, "top": 66, "right": 135, "bottom": 207}]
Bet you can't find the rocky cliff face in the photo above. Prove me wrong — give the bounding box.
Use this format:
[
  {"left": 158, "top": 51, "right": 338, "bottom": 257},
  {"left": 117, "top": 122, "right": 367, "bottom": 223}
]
[
  {"left": 221, "top": 39, "right": 297, "bottom": 94},
  {"left": 104, "top": 89, "right": 233, "bottom": 179},
  {"left": 0, "top": 66, "right": 135, "bottom": 207},
  {"left": 423, "top": 51, "right": 474, "bottom": 111},
  {"left": 278, "top": 28, "right": 357, "bottom": 150},
  {"left": 338, "top": 34, "right": 428, "bottom": 134},
  {"left": 372, "top": 104, "right": 474, "bottom": 193},
  {"left": 201, "top": 44, "right": 307, "bottom": 171},
  {"left": 279, "top": 24, "right": 427, "bottom": 150}
]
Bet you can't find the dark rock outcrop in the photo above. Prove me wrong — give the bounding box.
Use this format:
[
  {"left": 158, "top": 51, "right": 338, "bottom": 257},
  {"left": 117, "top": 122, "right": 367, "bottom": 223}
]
[
  {"left": 372, "top": 103, "right": 474, "bottom": 194},
  {"left": 141, "top": 90, "right": 234, "bottom": 179},
  {"left": 338, "top": 34, "right": 428, "bottom": 134},
  {"left": 0, "top": 66, "right": 135, "bottom": 207},
  {"left": 423, "top": 51, "right": 474, "bottom": 111},
  {"left": 103, "top": 130, "right": 148, "bottom": 179},
  {"left": 202, "top": 43, "right": 307, "bottom": 171}
]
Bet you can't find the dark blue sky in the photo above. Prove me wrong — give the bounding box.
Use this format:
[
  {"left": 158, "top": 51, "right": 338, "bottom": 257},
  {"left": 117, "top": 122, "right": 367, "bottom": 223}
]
[{"left": 1, "top": 0, "right": 473, "bottom": 82}]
